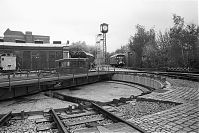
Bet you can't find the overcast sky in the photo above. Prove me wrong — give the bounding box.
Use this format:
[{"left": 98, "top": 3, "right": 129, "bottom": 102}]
[{"left": 0, "top": 0, "right": 198, "bottom": 52}]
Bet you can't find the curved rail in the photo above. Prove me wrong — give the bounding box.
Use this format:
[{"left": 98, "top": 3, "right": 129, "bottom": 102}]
[
  {"left": 0, "top": 111, "right": 12, "bottom": 127},
  {"left": 45, "top": 92, "right": 146, "bottom": 133},
  {"left": 49, "top": 108, "right": 69, "bottom": 133}
]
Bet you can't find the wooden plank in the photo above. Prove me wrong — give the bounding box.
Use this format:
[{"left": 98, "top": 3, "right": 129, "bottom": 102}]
[
  {"left": 60, "top": 111, "right": 96, "bottom": 119},
  {"left": 64, "top": 117, "right": 104, "bottom": 126},
  {"left": 74, "top": 122, "right": 141, "bottom": 133},
  {"left": 35, "top": 118, "right": 51, "bottom": 123},
  {"left": 74, "top": 127, "right": 99, "bottom": 133}
]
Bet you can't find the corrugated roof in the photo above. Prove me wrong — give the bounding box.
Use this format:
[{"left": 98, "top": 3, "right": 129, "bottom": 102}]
[{"left": 0, "top": 42, "right": 68, "bottom": 48}]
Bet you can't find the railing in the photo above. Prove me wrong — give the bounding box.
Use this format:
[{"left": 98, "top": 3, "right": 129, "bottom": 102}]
[
  {"left": 0, "top": 66, "right": 173, "bottom": 102},
  {"left": 0, "top": 66, "right": 169, "bottom": 91},
  {"left": 0, "top": 66, "right": 113, "bottom": 92}
]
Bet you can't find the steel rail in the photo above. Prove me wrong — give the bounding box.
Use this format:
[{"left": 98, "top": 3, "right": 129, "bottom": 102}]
[
  {"left": 49, "top": 108, "right": 69, "bottom": 133},
  {"left": 45, "top": 92, "right": 102, "bottom": 105},
  {"left": 0, "top": 111, "right": 12, "bottom": 127},
  {"left": 46, "top": 92, "right": 146, "bottom": 132},
  {"left": 92, "top": 103, "right": 146, "bottom": 133}
]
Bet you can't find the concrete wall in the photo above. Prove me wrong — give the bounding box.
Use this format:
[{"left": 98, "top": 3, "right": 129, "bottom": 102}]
[{"left": 112, "top": 73, "right": 165, "bottom": 90}]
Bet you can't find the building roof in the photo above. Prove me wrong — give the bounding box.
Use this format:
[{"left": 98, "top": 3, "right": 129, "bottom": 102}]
[
  {"left": 0, "top": 42, "right": 68, "bottom": 48},
  {"left": 84, "top": 51, "right": 94, "bottom": 57},
  {"left": 4, "top": 28, "right": 24, "bottom": 36},
  {"left": 56, "top": 58, "right": 88, "bottom": 62},
  {"left": 33, "top": 34, "right": 50, "bottom": 38},
  {"left": 110, "top": 53, "right": 125, "bottom": 58}
]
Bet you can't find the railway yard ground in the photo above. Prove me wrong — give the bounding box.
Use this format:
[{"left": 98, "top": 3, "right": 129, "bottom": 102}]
[
  {"left": 0, "top": 70, "right": 198, "bottom": 133},
  {"left": 0, "top": 81, "right": 143, "bottom": 113}
]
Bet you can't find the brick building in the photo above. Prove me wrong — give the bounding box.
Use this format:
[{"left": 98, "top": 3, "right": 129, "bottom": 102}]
[{"left": 3, "top": 28, "right": 50, "bottom": 43}]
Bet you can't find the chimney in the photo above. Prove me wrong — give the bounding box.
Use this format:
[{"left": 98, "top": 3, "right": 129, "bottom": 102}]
[
  {"left": 25, "top": 31, "right": 33, "bottom": 43},
  {"left": 25, "top": 31, "right": 32, "bottom": 35}
]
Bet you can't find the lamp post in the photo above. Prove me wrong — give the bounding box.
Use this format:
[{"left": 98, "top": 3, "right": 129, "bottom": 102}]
[{"left": 100, "top": 23, "right": 108, "bottom": 64}]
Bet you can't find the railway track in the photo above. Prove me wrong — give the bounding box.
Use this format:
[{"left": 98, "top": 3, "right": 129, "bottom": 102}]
[
  {"left": 0, "top": 100, "right": 145, "bottom": 133},
  {"left": 1, "top": 69, "right": 188, "bottom": 132},
  {"left": 0, "top": 80, "right": 180, "bottom": 133},
  {"left": 44, "top": 91, "right": 178, "bottom": 133},
  {"left": 55, "top": 102, "right": 144, "bottom": 133},
  {"left": 0, "top": 110, "right": 59, "bottom": 133},
  {"left": 51, "top": 91, "right": 146, "bottom": 133}
]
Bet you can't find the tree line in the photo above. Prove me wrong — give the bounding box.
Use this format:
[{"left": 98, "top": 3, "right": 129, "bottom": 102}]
[
  {"left": 127, "top": 14, "right": 199, "bottom": 70},
  {"left": 69, "top": 14, "right": 198, "bottom": 70}
]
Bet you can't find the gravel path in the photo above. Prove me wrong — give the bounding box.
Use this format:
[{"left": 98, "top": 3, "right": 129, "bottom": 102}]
[{"left": 114, "top": 100, "right": 177, "bottom": 120}]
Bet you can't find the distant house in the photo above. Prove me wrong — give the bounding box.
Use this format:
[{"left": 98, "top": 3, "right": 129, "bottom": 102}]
[{"left": 3, "top": 28, "right": 50, "bottom": 43}]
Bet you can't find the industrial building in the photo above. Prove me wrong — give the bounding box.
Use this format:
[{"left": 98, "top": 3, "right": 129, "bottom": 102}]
[
  {"left": 0, "top": 42, "right": 69, "bottom": 70},
  {"left": 3, "top": 28, "right": 50, "bottom": 43}
]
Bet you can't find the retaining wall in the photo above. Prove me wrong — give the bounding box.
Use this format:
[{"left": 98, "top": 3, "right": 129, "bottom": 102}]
[{"left": 112, "top": 73, "right": 166, "bottom": 90}]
